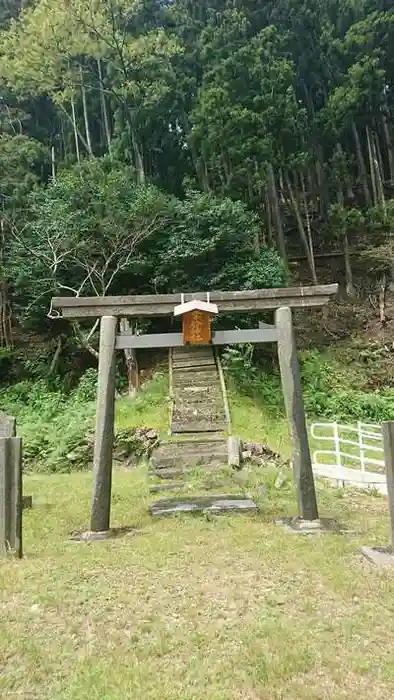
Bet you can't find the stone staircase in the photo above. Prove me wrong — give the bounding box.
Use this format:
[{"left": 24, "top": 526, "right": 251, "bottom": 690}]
[
  {"left": 170, "top": 346, "right": 228, "bottom": 434},
  {"left": 148, "top": 346, "right": 258, "bottom": 516}
]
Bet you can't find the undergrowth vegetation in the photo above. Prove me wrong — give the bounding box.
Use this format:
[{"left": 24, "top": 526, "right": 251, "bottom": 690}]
[
  {"left": 223, "top": 341, "right": 394, "bottom": 423},
  {"left": 2, "top": 338, "right": 393, "bottom": 474},
  {"left": 1, "top": 369, "right": 97, "bottom": 472},
  {"left": 1, "top": 370, "right": 169, "bottom": 473}
]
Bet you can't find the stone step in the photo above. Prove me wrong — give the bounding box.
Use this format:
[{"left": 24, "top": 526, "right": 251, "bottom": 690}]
[
  {"left": 172, "top": 403, "right": 225, "bottom": 415},
  {"left": 151, "top": 455, "right": 227, "bottom": 469},
  {"left": 173, "top": 373, "right": 219, "bottom": 384},
  {"left": 151, "top": 445, "right": 228, "bottom": 469},
  {"left": 149, "top": 495, "right": 259, "bottom": 518},
  {"left": 178, "top": 386, "right": 220, "bottom": 395},
  {"left": 154, "top": 439, "right": 228, "bottom": 452},
  {"left": 149, "top": 482, "right": 184, "bottom": 493},
  {"left": 172, "top": 348, "right": 214, "bottom": 357},
  {"left": 150, "top": 469, "right": 185, "bottom": 480},
  {"left": 171, "top": 421, "right": 226, "bottom": 433},
  {"left": 172, "top": 357, "right": 216, "bottom": 368},
  {"left": 173, "top": 394, "right": 222, "bottom": 405},
  {"left": 150, "top": 463, "right": 223, "bottom": 480},
  {"left": 172, "top": 402, "right": 225, "bottom": 413},
  {"left": 172, "top": 400, "right": 222, "bottom": 411},
  {"left": 167, "top": 433, "right": 226, "bottom": 442}
]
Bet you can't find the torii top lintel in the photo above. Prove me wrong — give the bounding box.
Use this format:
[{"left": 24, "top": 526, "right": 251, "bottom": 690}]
[{"left": 51, "top": 284, "right": 338, "bottom": 319}]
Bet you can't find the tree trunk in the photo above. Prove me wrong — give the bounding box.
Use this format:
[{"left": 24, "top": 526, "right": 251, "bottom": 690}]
[
  {"left": 252, "top": 227, "right": 260, "bottom": 255},
  {"left": 374, "top": 130, "right": 385, "bottom": 183},
  {"left": 307, "top": 164, "right": 318, "bottom": 216},
  {"left": 0, "top": 218, "right": 12, "bottom": 348},
  {"left": 70, "top": 96, "right": 80, "bottom": 163},
  {"left": 60, "top": 116, "right": 68, "bottom": 160},
  {"left": 300, "top": 172, "right": 318, "bottom": 284},
  {"left": 97, "top": 58, "right": 112, "bottom": 156},
  {"left": 51, "top": 146, "right": 56, "bottom": 182},
  {"left": 72, "top": 321, "right": 99, "bottom": 359},
  {"left": 267, "top": 164, "right": 288, "bottom": 275},
  {"left": 80, "top": 65, "right": 93, "bottom": 158},
  {"left": 182, "top": 112, "right": 210, "bottom": 192},
  {"left": 382, "top": 112, "right": 394, "bottom": 182},
  {"left": 285, "top": 172, "right": 317, "bottom": 284},
  {"left": 352, "top": 121, "right": 371, "bottom": 206},
  {"left": 265, "top": 186, "right": 273, "bottom": 245},
  {"left": 366, "top": 125, "right": 378, "bottom": 206},
  {"left": 278, "top": 169, "right": 286, "bottom": 204},
  {"left": 130, "top": 123, "right": 145, "bottom": 185},
  {"left": 379, "top": 275, "right": 387, "bottom": 324},
  {"left": 49, "top": 336, "right": 63, "bottom": 375},
  {"left": 58, "top": 101, "right": 91, "bottom": 157},
  {"left": 343, "top": 232, "right": 356, "bottom": 298},
  {"left": 316, "top": 145, "right": 329, "bottom": 218},
  {"left": 371, "top": 132, "right": 386, "bottom": 218},
  {"left": 120, "top": 318, "right": 139, "bottom": 396}
]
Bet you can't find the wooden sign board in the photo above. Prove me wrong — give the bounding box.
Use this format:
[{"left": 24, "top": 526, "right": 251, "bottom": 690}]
[{"left": 182, "top": 310, "right": 211, "bottom": 345}]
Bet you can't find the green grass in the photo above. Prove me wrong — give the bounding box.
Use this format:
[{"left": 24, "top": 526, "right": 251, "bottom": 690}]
[
  {"left": 2, "top": 467, "right": 394, "bottom": 700},
  {"left": 2, "top": 365, "right": 394, "bottom": 698},
  {"left": 116, "top": 372, "right": 169, "bottom": 436},
  {"left": 228, "top": 387, "right": 290, "bottom": 457}
]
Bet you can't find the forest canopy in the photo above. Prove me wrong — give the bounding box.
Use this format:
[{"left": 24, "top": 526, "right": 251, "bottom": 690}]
[{"left": 0, "top": 0, "right": 393, "bottom": 348}]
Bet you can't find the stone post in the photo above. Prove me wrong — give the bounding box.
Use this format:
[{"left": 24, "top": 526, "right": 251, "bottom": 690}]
[
  {"left": 0, "top": 437, "right": 23, "bottom": 558},
  {"left": 91, "top": 316, "right": 117, "bottom": 532},
  {"left": 383, "top": 421, "right": 394, "bottom": 547},
  {"left": 275, "top": 306, "right": 319, "bottom": 521}
]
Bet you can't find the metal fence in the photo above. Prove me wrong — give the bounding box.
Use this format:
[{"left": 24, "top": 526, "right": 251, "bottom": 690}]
[{"left": 311, "top": 421, "right": 386, "bottom": 493}]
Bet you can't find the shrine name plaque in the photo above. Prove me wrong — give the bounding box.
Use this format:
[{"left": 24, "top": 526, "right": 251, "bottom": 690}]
[{"left": 182, "top": 310, "right": 211, "bottom": 344}]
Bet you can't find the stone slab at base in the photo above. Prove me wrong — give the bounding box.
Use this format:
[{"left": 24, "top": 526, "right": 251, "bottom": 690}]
[
  {"left": 361, "top": 546, "right": 394, "bottom": 567},
  {"left": 69, "top": 526, "right": 138, "bottom": 542},
  {"left": 275, "top": 516, "right": 343, "bottom": 534},
  {"left": 149, "top": 494, "right": 258, "bottom": 518}
]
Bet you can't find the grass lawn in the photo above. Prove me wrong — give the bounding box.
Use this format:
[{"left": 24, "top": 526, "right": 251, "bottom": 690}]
[{"left": 2, "top": 464, "right": 394, "bottom": 700}]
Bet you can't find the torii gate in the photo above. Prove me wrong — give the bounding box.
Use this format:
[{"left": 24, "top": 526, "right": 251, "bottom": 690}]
[{"left": 51, "top": 284, "right": 338, "bottom": 534}]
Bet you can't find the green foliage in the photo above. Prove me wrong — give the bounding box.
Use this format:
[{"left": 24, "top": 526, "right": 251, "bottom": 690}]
[
  {"left": 0, "top": 369, "right": 170, "bottom": 472},
  {"left": 0, "top": 134, "right": 49, "bottom": 209},
  {"left": 151, "top": 191, "right": 286, "bottom": 292},
  {"left": 223, "top": 344, "right": 394, "bottom": 423},
  {"left": 12, "top": 161, "right": 285, "bottom": 329},
  {"left": 300, "top": 349, "right": 394, "bottom": 422},
  {"left": 2, "top": 375, "right": 96, "bottom": 472},
  {"left": 222, "top": 345, "right": 283, "bottom": 416},
  {"left": 327, "top": 204, "right": 365, "bottom": 239}
]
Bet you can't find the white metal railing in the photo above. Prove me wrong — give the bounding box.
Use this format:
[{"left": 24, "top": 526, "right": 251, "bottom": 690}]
[{"left": 311, "top": 421, "right": 386, "bottom": 493}]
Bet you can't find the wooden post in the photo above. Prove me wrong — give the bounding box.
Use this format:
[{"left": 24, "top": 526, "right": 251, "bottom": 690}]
[
  {"left": 275, "top": 306, "right": 319, "bottom": 521},
  {"left": 91, "top": 316, "right": 117, "bottom": 532},
  {"left": 0, "top": 437, "right": 23, "bottom": 558},
  {"left": 383, "top": 421, "right": 394, "bottom": 547},
  {"left": 0, "top": 412, "right": 16, "bottom": 438}
]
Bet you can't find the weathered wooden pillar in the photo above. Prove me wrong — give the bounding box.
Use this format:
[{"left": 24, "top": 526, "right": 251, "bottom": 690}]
[
  {"left": 275, "top": 306, "right": 319, "bottom": 521},
  {"left": 91, "top": 316, "right": 117, "bottom": 532},
  {"left": 383, "top": 421, "right": 394, "bottom": 547},
  {"left": 0, "top": 437, "right": 23, "bottom": 558}
]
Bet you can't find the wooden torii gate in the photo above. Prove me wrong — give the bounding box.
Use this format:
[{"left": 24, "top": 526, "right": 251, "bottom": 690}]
[{"left": 51, "top": 284, "right": 338, "bottom": 534}]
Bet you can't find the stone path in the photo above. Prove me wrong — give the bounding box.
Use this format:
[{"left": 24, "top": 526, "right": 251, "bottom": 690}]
[
  {"left": 170, "top": 346, "right": 228, "bottom": 434},
  {"left": 150, "top": 495, "right": 258, "bottom": 517},
  {"left": 148, "top": 345, "right": 257, "bottom": 516}
]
